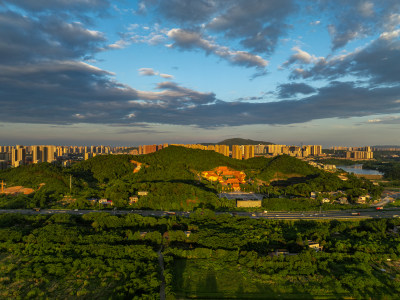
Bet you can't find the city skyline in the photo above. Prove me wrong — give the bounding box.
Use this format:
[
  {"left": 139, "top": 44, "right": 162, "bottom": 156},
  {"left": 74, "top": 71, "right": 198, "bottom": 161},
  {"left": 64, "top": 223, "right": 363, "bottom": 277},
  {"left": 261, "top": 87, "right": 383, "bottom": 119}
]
[{"left": 1, "top": 1, "right": 400, "bottom": 146}]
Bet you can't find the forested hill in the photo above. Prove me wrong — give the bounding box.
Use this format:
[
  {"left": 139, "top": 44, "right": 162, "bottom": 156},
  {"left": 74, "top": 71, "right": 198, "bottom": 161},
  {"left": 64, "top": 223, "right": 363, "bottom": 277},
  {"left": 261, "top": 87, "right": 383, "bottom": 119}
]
[
  {"left": 202, "top": 138, "right": 274, "bottom": 146},
  {"left": 0, "top": 146, "right": 319, "bottom": 189},
  {"left": 1, "top": 146, "right": 382, "bottom": 211},
  {"left": 131, "top": 146, "right": 317, "bottom": 180}
]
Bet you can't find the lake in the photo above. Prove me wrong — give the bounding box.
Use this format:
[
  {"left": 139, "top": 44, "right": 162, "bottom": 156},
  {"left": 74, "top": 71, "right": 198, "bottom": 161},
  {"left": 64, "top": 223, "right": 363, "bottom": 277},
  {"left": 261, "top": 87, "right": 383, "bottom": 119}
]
[{"left": 337, "top": 164, "right": 383, "bottom": 175}]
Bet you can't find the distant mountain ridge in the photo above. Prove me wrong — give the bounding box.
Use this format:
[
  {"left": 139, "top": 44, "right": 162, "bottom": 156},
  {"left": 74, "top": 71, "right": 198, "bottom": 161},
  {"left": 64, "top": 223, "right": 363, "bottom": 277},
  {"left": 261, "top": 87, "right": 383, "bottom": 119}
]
[
  {"left": 372, "top": 145, "right": 400, "bottom": 148},
  {"left": 201, "top": 138, "right": 274, "bottom": 146}
]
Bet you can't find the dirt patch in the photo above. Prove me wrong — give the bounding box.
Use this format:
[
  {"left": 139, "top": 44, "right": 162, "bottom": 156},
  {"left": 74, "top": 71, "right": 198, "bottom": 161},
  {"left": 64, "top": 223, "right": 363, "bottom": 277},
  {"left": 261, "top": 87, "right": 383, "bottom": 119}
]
[
  {"left": 255, "top": 179, "right": 269, "bottom": 186},
  {"left": 1, "top": 186, "right": 34, "bottom": 195},
  {"left": 130, "top": 160, "right": 143, "bottom": 173}
]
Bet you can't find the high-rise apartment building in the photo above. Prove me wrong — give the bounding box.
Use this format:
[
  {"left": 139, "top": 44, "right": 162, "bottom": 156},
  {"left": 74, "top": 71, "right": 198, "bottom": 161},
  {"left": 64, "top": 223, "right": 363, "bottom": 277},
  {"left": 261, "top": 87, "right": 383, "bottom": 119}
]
[
  {"left": 32, "top": 146, "right": 41, "bottom": 163},
  {"left": 232, "top": 145, "right": 242, "bottom": 160},
  {"left": 47, "top": 146, "right": 56, "bottom": 162},
  {"left": 332, "top": 146, "right": 349, "bottom": 151},
  {"left": 243, "top": 145, "right": 255, "bottom": 160},
  {"left": 343, "top": 146, "right": 373, "bottom": 160},
  {"left": 40, "top": 146, "right": 48, "bottom": 163},
  {"left": 11, "top": 146, "right": 26, "bottom": 167},
  {"left": 11, "top": 148, "right": 18, "bottom": 167},
  {"left": 56, "top": 146, "right": 63, "bottom": 157},
  {"left": 254, "top": 145, "right": 266, "bottom": 155},
  {"left": 309, "top": 145, "right": 322, "bottom": 156},
  {"left": 17, "top": 147, "right": 25, "bottom": 164},
  {"left": 264, "top": 144, "right": 322, "bottom": 158},
  {"left": 139, "top": 144, "right": 158, "bottom": 155},
  {"left": 266, "top": 145, "right": 284, "bottom": 156},
  {"left": 215, "top": 145, "right": 229, "bottom": 157}
]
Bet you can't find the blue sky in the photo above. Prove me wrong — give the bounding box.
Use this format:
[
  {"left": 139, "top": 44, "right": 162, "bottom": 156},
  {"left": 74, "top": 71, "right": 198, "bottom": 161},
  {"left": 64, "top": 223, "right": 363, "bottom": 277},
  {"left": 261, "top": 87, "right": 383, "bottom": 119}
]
[{"left": 1, "top": 0, "right": 400, "bottom": 147}]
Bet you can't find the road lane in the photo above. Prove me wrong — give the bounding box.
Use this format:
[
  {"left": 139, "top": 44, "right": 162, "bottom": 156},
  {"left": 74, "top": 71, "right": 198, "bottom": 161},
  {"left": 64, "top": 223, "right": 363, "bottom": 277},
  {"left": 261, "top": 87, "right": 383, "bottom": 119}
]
[{"left": 1, "top": 208, "right": 400, "bottom": 220}]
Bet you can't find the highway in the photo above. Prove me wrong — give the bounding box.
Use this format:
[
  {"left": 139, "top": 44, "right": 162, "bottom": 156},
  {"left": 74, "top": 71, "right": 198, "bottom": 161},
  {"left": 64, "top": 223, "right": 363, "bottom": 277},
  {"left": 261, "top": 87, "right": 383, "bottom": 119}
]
[{"left": 1, "top": 208, "right": 400, "bottom": 220}]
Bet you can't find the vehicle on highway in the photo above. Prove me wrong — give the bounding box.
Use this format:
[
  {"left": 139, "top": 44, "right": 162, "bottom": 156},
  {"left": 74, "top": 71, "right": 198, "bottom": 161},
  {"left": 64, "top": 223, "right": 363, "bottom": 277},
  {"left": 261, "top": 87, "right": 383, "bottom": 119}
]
[
  {"left": 351, "top": 212, "right": 360, "bottom": 216},
  {"left": 32, "top": 208, "right": 41, "bottom": 212},
  {"left": 263, "top": 210, "right": 268, "bottom": 213},
  {"left": 376, "top": 206, "right": 384, "bottom": 210},
  {"left": 166, "top": 211, "right": 176, "bottom": 215}
]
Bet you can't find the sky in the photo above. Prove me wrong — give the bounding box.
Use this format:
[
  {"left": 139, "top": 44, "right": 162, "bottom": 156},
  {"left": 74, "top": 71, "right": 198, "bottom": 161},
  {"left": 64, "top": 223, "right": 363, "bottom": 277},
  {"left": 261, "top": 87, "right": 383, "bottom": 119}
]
[{"left": 1, "top": 0, "right": 400, "bottom": 147}]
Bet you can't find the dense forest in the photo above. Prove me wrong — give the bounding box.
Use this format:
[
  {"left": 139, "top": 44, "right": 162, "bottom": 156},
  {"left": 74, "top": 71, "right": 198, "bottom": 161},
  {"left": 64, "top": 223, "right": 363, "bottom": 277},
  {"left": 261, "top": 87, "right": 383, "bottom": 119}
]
[
  {"left": 1, "top": 212, "right": 400, "bottom": 299},
  {"left": 0, "top": 146, "right": 382, "bottom": 210},
  {"left": 363, "top": 161, "right": 400, "bottom": 181}
]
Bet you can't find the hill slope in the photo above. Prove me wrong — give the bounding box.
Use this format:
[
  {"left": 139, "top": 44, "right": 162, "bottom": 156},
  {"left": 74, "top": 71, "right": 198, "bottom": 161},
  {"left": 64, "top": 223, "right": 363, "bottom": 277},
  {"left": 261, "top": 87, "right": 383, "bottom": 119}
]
[
  {"left": 201, "top": 138, "right": 273, "bottom": 146},
  {"left": 218, "top": 138, "right": 273, "bottom": 146},
  {"left": 1, "top": 146, "right": 380, "bottom": 210}
]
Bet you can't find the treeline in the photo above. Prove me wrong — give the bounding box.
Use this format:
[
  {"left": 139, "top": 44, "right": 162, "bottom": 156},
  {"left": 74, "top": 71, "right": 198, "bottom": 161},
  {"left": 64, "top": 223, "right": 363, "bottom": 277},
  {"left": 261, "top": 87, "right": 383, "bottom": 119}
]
[
  {"left": 164, "top": 211, "right": 400, "bottom": 298},
  {"left": 0, "top": 213, "right": 163, "bottom": 299},
  {"left": 2, "top": 212, "right": 400, "bottom": 298},
  {"left": 363, "top": 161, "right": 400, "bottom": 181}
]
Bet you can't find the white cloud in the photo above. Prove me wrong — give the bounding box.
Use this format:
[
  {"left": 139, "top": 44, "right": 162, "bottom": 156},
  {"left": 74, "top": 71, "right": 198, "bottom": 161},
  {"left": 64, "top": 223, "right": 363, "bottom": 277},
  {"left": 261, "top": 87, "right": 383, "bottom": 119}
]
[
  {"left": 73, "top": 113, "right": 85, "bottom": 119},
  {"left": 108, "top": 39, "right": 131, "bottom": 49},
  {"left": 367, "top": 118, "right": 381, "bottom": 123},
  {"left": 167, "top": 28, "right": 268, "bottom": 69},
  {"left": 148, "top": 34, "right": 166, "bottom": 45},
  {"left": 291, "top": 47, "right": 314, "bottom": 63},
  {"left": 367, "top": 115, "right": 400, "bottom": 124},
  {"left": 160, "top": 73, "right": 174, "bottom": 79},
  {"left": 127, "top": 23, "right": 139, "bottom": 31},
  {"left": 139, "top": 68, "right": 158, "bottom": 76},
  {"left": 282, "top": 47, "right": 324, "bottom": 68},
  {"left": 380, "top": 29, "right": 400, "bottom": 40},
  {"left": 138, "top": 68, "right": 175, "bottom": 79}
]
